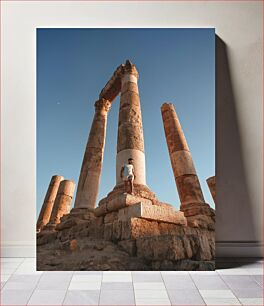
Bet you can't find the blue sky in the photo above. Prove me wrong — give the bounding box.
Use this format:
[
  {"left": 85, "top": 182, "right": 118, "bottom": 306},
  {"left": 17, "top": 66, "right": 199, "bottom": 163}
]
[{"left": 37, "top": 28, "right": 215, "bottom": 216}]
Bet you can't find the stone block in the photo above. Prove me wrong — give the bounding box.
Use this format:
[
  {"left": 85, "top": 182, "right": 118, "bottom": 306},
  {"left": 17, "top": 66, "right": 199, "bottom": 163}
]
[
  {"left": 94, "top": 202, "right": 108, "bottom": 217},
  {"left": 95, "top": 193, "right": 152, "bottom": 217},
  {"left": 121, "top": 218, "right": 160, "bottom": 240},
  {"left": 176, "top": 175, "right": 205, "bottom": 205},
  {"left": 118, "top": 202, "right": 186, "bottom": 225},
  {"left": 118, "top": 240, "right": 137, "bottom": 256},
  {"left": 136, "top": 235, "right": 187, "bottom": 261},
  {"left": 112, "top": 220, "right": 122, "bottom": 241},
  {"left": 104, "top": 223, "right": 113, "bottom": 241},
  {"left": 104, "top": 211, "right": 118, "bottom": 224},
  {"left": 170, "top": 150, "right": 196, "bottom": 177},
  {"left": 187, "top": 214, "right": 215, "bottom": 231},
  {"left": 136, "top": 231, "right": 214, "bottom": 262},
  {"left": 181, "top": 202, "right": 213, "bottom": 217},
  {"left": 121, "top": 221, "right": 132, "bottom": 240},
  {"left": 121, "top": 81, "right": 139, "bottom": 94}
]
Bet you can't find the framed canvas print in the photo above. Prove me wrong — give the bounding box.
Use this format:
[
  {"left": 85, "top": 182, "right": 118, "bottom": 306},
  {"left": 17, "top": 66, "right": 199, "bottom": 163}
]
[{"left": 36, "top": 28, "right": 215, "bottom": 271}]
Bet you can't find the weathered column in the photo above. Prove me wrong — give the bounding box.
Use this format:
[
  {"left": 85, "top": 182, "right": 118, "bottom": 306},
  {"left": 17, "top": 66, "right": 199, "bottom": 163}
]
[
  {"left": 116, "top": 60, "right": 146, "bottom": 186},
  {"left": 161, "top": 103, "right": 205, "bottom": 210},
  {"left": 46, "top": 180, "right": 75, "bottom": 229},
  {"left": 36, "top": 175, "right": 64, "bottom": 232},
  {"left": 206, "top": 176, "right": 216, "bottom": 203},
  {"left": 73, "top": 98, "right": 111, "bottom": 211}
]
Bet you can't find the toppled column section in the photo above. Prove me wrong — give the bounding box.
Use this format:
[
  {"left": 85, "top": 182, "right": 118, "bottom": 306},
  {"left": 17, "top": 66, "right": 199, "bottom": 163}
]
[
  {"left": 206, "top": 176, "right": 216, "bottom": 203},
  {"left": 36, "top": 175, "right": 64, "bottom": 232},
  {"left": 161, "top": 103, "right": 214, "bottom": 229},
  {"left": 73, "top": 98, "right": 111, "bottom": 212},
  {"left": 116, "top": 60, "right": 146, "bottom": 186},
  {"left": 45, "top": 180, "right": 75, "bottom": 229}
]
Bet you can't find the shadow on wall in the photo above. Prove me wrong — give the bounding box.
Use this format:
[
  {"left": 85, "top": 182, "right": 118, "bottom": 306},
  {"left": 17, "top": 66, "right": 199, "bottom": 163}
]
[{"left": 215, "top": 35, "right": 259, "bottom": 265}]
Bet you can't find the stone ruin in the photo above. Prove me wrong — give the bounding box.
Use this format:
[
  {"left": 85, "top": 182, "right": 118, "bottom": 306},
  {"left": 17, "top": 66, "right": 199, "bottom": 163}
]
[{"left": 37, "top": 60, "right": 216, "bottom": 271}]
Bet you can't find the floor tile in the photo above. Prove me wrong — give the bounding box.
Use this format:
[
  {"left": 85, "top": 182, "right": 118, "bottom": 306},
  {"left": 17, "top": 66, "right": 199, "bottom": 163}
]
[
  {"left": 71, "top": 274, "right": 101, "bottom": 282},
  {"left": 217, "top": 268, "right": 249, "bottom": 275},
  {"left": 191, "top": 275, "right": 229, "bottom": 290},
  {"left": 1, "top": 267, "right": 18, "bottom": 274},
  {"left": 189, "top": 271, "right": 218, "bottom": 275},
  {"left": 14, "top": 262, "right": 42, "bottom": 275},
  {"left": 221, "top": 275, "right": 261, "bottom": 289},
  {"left": 239, "top": 298, "right": 264, "bottom": 305},
  {"left": 103, "top": 272, "right": 132, "bottom": 282},
  {"left": 74, "top": 271, "right": 102, "bottom": 275},
  {"left": 99, "top": 289, "right": 135, "bottom": 305},
  {"left": 37, "top": 279, "right": 71, "bottom": 290},
  {"left": 199, "top": 289, "right": 237, "bottom": 298},
  {"left": 245, "top": 268, "right": 264, "bottom": 275},
  {"left": 134, "top": 282, "right": 166, "bottom": 290},
  {"left": 63, "top": 289, "right": 100, "bottom": 305},
  {"left": 231, "top": 287, "right": 263, "bottom": 298},
  {"left": 135, "top": 298, "right": 171, "bottom": 305},
  {"left": 101, "top": 281, "right": 133, "bottom": 290},
  {"left": 167, "top": 289, "right": 205, "bottom": 305},
  {"left": 1, "top": 288, "right": 33, "bottom": 305},
  {"left": 0, "top": 258, "right": 25, "bottom": 263},
  {"left": 8, "top": 274, "right": 41, "bottom": 283},
  {"left": 163, "top": 275, "right": 196, "bottom": 289},
  {"left": 103, "top": 271, "right": 131, "bottom": 275},
  {"left": 1, "top": 262, "right": 22, "bottom": 269},
  {"left": 161, "top": 271, "right": 189, "bottom": 275},
  {"left": 132, "top": 271, "right": 163, "bottom": 282},
  {"left": 27, "top": 289, "right": 66, "bottom": 305},
  {"left": 3, "top": 281, "right": 38, "bottom": 290},
  {"left": 42, "top": 271, "right": 73, "bottom": 275},
  {"left": 252, "top": 275, "right": 263, "bottom": 287},
  {"left": 135, "top": 289, "right": 169, "bottom": 299},
  {"left": 1, "top": 275, "right": 11, "bottom": 282},
  {"left": 68, "top": 281, "right": 101, "bottom": 290},
  {"left": 23, "top": 258, "right": 36, "bottom": 263},
  {"left": 203, "top": 298, "right": 241, "bottom": 305}
]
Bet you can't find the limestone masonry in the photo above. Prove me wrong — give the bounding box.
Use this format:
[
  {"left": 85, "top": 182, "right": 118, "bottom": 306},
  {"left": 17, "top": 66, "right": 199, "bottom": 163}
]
[
  {"left": 207, "top": 176, "right": 216, "bottom": 203},
  {"left": 36, "top": 175, "right": 64, "bottom": 232},
  {"left": 37, "top": 61, "right": 215, "bottom": 271}
]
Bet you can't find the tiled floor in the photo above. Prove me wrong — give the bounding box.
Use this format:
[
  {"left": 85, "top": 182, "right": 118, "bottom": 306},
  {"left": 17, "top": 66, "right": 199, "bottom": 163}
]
[{"left": 0, "top": 258, "right": 263, "bottom": 305}]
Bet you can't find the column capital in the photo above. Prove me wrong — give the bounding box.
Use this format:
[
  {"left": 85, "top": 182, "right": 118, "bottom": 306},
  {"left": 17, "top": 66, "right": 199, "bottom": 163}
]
[
  {"left": 120, "top": 59, "right": 139, "bottom": 79},
  {"left": 94, "top": 98, "right": 111, "bottom": 115}
]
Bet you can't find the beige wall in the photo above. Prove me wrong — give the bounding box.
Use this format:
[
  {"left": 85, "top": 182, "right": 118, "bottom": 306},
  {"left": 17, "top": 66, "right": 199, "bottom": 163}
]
[{"left": 1, "top": 1, "right": 262, "bottom": 256}]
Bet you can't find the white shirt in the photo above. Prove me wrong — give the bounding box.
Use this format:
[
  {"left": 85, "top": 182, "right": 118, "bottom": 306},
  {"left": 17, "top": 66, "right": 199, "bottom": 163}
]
[{"left": 123, "top": 164, "right": 134, "bottom": 177}]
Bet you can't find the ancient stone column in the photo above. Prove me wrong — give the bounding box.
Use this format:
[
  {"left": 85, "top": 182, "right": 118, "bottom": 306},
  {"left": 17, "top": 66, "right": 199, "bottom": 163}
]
[
  {"left": 206, "top": 176, "right": 216, "bottom": 203},
  {"left": 73, "top": 98, "right": 111, "bottom": 211},
  {"left": 161, "top": 103, "right": 205, "bottom": 209},
  {"left": 116, "top": 60, "right": 146, "bottom": 186},
  {"left": 45, "top": 180, "right": 75, "bottom": 229},
  {"left": 36, "top": 175, "right": 64, "bottom": 232}
]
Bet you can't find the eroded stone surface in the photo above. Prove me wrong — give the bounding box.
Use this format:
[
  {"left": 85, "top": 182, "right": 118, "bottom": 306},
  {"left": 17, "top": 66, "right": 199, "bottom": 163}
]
[
  {"left": 117, "top": 202, "right": 186, "bottom": 225},
  {"left": 37, "top": 216, "right": 214, "bottom": 271},
  {"left": 74, "top": 98, "right": 111, "bottom": 211},
  {"left": 37, "top": 175, "right": 64, "bottom": 232},
  {"left": 45, "top": 180, "right": 75, "bottom": 230},
  {"left": 95, "top": 193, "right": 152, "bottom": 217},
  {"left": 207, "top": 176, "right": 216, "bottom": 203}
]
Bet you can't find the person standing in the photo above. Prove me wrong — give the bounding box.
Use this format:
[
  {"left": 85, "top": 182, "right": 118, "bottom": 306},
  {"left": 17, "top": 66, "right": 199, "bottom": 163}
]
[{"left": 120, "top": 158, "right": 135, "bottom": 194}]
